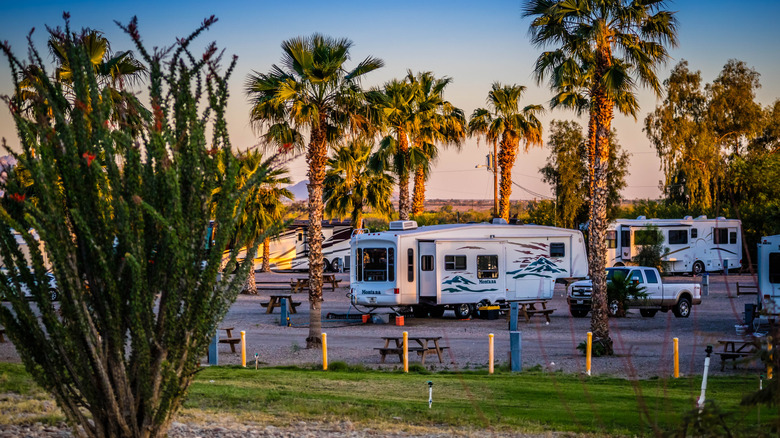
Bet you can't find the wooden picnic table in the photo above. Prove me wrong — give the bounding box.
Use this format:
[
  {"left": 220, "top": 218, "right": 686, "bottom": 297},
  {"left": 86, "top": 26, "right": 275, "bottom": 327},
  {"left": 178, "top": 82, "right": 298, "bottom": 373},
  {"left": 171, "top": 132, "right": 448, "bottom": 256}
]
[
  {"left": 375, "top": 336, "right": 449, "bottom": 365},
  {"left": 290, "top": 275, "right": 343, "bottom": 293},
  {"left": 218, "top": 327, "right": 241, "bottom": 353},
  {"left": 715, "top": 337, "right": 757, "bottom": 370},
  {"left": 260, "top": 294, "right": 301, "bottom": 314},
  {"left": 515, "top": 301, "right": 556, "bottom": 323}
]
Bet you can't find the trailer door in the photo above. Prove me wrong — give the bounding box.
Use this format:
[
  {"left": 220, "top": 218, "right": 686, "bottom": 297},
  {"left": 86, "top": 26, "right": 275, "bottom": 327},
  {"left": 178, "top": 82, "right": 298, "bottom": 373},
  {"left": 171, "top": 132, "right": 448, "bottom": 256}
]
[{"left": 418, "top": 241, "right": 436, "bottom": 298}]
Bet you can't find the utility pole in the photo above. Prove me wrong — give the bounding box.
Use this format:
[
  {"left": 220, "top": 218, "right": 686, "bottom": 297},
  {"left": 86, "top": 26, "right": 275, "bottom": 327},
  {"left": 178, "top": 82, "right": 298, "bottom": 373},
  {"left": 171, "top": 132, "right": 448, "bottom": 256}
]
[{"left": 492, "top": 141, "right": 498, "bottom": 216}]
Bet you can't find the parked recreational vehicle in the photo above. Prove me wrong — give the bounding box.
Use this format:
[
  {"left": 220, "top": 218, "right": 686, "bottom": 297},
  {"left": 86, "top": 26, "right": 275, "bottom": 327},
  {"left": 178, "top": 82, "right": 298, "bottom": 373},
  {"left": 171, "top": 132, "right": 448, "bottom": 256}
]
[
  {"left": 263, "top": 220, "right": 352, "bottom": 272},
  {"left": 605, "top": 216, "right": 742, "bottom": 275},
  {"left": 757, "top": 234, "right": 780, "bottom": 313},
  {"left": 349, "top": 220, "right": 588, "bottom": 318}
]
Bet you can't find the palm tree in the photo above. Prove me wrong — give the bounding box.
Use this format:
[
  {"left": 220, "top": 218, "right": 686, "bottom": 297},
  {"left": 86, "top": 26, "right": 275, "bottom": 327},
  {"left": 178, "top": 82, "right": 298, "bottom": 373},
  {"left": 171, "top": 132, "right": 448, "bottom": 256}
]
[
  {"left": 323, "top": 139, "right": 394, "bottom": 229},
  {"left": 471, "top": 83, "right": 543, "bottom": 221},
  {"left": 235, "top": 151, "right": 292, "bottom": 293},
  {"left": 366, "top": 79, "right": 416, "bottom": 220},
  {"left": 245, "top": 34, "right": 383, "bottom": 348},
  {"left": 524, "top": 0, "right": 678, "bottom": 354},
  {"left": 408, "top": 71, "right": 466, "bottom": 215}
]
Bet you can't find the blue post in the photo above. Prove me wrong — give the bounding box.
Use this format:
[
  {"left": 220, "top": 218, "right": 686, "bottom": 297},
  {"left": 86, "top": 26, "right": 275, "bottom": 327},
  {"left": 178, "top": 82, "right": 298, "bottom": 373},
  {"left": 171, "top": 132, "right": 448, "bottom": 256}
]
[
  {"left": 509, "top": 302, "right": 518, "bottom": 331},
  {"left": 510, "top": 331, "right": 522, "bottom": 372},
  {"left": 280, "top": 297, "right": 289, "bottom": 326},
  {"left": 208, "top": 330, "right": 218, "bottom": 365}
]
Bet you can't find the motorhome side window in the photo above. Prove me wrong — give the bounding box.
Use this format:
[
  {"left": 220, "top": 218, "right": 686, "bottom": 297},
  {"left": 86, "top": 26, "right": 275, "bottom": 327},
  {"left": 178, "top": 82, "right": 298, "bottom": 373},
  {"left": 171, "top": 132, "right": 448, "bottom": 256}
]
[
  {"left": 691, "top": 228, "right": 698, "bottom": 239},
  {"left": 550, "top": 242, "right": 565, "bottom": 257},
  {"left": 477, "top": 255, "right": 498, "bottom": 279},
  {"left": 769, "top": 253, "right": 780, "bottom": 283},
  {"left": 444, "top": 255, "right": 466, "bottom": 270},
  {"left": 713, "top": 228, "right": 728, "bottom": 244},
  {"left": 361, "top": 248, "right": 389, "bottom": 282},
  {"left": 635, "top": 229, "right": 659, "bottom": 245},
  {"left": 421, "top": 255, "right": 434, "bottom": 271},
  {"left": 606, "top": 231, "right": 617, "bottom": 248},
  {"left": 729, "top": 231, "right": 737, "bottom": 244},
  {"left": 668, "top": 230, "right": 688, "bottom": 245}
]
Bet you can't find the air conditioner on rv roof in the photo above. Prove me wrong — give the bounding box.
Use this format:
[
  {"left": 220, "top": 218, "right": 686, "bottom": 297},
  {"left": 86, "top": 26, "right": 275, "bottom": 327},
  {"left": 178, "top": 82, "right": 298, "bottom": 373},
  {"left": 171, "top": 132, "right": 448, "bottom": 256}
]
[{"left": 389, "top": 220, "right": 418, "bottom": 231}]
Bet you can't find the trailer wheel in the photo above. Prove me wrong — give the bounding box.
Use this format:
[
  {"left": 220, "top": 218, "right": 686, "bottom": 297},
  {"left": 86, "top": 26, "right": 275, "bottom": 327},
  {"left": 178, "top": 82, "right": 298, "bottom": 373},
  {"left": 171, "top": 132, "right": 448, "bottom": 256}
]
[
  {"left": 673, "top": 296, "right": 691, "bottom": 318},
  {"left": 323, "top": 259, "right": 333, "bottom": 272},
  {"left": 692, "top": 261, "right": 705, "bottom": 276},
  {"left": 429, "top": 306, "right": 445, "bottom": 318},
  {"left": 639, "top": 309, "right": 658, "bottom": 318},
  {"left": 412, "top": 306, "right": 429, "bottom": 318},
  {"left": 454, "top": 303, "right": 473, "bottom": 319}
]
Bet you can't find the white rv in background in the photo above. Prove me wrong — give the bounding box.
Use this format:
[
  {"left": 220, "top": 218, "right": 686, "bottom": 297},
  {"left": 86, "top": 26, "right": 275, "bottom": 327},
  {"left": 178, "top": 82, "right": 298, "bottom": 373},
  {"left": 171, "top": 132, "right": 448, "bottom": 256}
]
[
  {"left": 349, "top": 219, "right": 588, "bottom": 318},
  {"left": 605, "top": 216, "right": 742, "bottom": 275},
  {"left": 757, "top": 234, "right": 780, "bottom": 313}
]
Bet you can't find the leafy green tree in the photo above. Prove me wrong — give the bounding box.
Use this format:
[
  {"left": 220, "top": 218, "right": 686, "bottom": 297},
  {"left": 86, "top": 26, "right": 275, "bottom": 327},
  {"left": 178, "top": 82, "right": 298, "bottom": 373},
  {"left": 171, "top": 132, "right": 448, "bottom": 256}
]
[
  {"left": 707, "top": 59, "right": 764, "bottom": 156},
  {"left": 525, "top": 0, "right": 678, "bottom": 355},
  {"left": 324, "top": 139, "right": 394, "bottom": 229},
  {"left": 245, "top": 34, "right": 383, "bottom": 347},
  {"left": 470, "top": 83, "right": 543, "bottom": 221},
  {"left": 606, "top": 271, "right": 647, "bottom": 317},
  {"left": 540, "top": 120, "right": 587, "bottom": 228},
  {"left": 0, "top": 16, "right": 258, "bottom": 438}
]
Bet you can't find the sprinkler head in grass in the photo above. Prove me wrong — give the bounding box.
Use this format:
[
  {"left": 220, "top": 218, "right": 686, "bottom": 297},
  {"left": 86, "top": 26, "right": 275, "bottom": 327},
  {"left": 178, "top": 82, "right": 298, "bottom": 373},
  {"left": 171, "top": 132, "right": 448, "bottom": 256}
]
[{"left": 427, "top": 381, "right": 433, "bottom": 409}]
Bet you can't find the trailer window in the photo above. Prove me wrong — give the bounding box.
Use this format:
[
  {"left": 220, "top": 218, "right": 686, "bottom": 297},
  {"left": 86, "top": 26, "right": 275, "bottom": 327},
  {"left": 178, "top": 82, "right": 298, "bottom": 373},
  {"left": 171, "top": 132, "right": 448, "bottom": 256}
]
[
  {"left": 444, "top": 255, "right": 466, "bottom": 271},
  {"left": 729, "top": 231, "right": 737, "bottom": 244},
  {"left": 635, "top": 230, "right": 660, "bottom": 245},
  {"left": 477, "top": 255, "right": 499, "bottom": 279},
  {"left": 388, "top": 248, "right": 395, "bottom": 281},
  {"left": 421, "top": 255, "right": 434, "bottom": 271},
  {"left": 691, "top": 228, "right": 698, "bottom": 239},
  {"left": 361, "top": 248, "right": 389, "bottom": 282},
  {"left": 621, "top": 230, "right": 631, "bottom": 248},
  {"left": 713, "top": 228, "right": 728, "bottom": 245},
  {"left": 668, "top": 230, "right": 688, "bottom": 245},
  {"left": 770, "top": 253, "right": 780, "bottom": 284},
  {"left": 407, "top": 248, "right": 414, "bottom": 282},
  {"left": 550, "top": 243, "right": 565, "bottom": 257},
  {"left": 606, "top": 231, "right": 617, "bottom": 249},
  {"left": 356, "top": 248, "right": 363, "bottom": 281}
]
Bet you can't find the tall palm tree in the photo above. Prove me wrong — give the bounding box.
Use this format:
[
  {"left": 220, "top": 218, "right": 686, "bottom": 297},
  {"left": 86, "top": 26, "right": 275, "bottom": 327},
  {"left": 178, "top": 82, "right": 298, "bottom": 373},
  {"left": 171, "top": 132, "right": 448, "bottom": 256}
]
[
  {"left": 323, "top": 139, "right": 394, "bottom": 229},
  {"left": 408, "top": 71, "right": 466, "bottom": 215},
  {"left": 524, "top": 0, "right": 678, "bottom": 354},
  {"left": 245, "top": 34, "right": 383, "bottom": 348},
  {"left": 366, "top": 79, "right": 416, "bottom": 220},
  {"left": 235, "top": 151, "right": 292, "bottom": 293},
  {"left": 472, "top": 83, "right": 543, "bottom": 221}
]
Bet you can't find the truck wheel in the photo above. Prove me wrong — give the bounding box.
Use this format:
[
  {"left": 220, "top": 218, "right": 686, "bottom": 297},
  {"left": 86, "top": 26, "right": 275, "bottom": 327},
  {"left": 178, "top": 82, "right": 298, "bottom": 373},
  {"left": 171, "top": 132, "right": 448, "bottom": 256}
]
[
  {"left": 608, "top": 300, "right": 620, "bottom": 317},
  {"left": 639, "top": 309, "right": 658, "bottom": 318},
  {"left": 412, "top": 306, "right": 429, "bottom": 318},
  {"left": 570, "top": 308, "right": 588, "bottom": 318},
  {"left": 429, "top": 307, "right": 445, "bottom": 318},
  {"left": 673, "top": 297, "right": 691, "bottom": 318},
  {"left": 454, "top": 303, "right": 473, "bottom": 319},
  {"left": 692, "top": 261, "right": 705, "bottom": 276}
]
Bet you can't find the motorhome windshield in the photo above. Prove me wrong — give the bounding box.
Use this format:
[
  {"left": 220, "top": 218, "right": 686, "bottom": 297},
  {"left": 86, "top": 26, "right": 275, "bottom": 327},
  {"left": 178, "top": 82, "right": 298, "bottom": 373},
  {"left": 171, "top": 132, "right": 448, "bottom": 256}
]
[{"left": 356, "top": 247, "right": 395, "bottom": 282}]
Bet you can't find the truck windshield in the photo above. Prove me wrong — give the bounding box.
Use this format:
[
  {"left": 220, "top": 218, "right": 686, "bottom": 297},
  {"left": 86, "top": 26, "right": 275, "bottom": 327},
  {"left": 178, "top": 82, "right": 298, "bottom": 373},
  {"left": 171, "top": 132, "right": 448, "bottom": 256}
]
[
  {"left": 606, "top": 268, "right": 630, "bottom": 281},
  {"left": 357, "top": 247, "right": 394, "bottom": 282}
]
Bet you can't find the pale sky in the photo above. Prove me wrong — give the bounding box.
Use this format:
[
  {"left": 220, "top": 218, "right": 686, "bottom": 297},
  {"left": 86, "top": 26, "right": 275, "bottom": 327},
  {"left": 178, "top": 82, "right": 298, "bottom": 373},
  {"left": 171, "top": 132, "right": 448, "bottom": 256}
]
[{"left": 1, "top": 0, "right": 779, "bottom": 201}]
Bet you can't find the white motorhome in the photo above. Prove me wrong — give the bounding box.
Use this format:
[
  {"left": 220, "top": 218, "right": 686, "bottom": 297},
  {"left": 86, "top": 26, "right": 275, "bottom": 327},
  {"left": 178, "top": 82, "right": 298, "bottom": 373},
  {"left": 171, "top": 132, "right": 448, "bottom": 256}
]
[
  {"left": 605, "top": 216, "right": 742, "bottom": 275},
  {"left": 757, "top": 234, "right": 780, "bottom": 313},
  {"left": 350, "top": 220, "right": 588, "bottom": 318}
]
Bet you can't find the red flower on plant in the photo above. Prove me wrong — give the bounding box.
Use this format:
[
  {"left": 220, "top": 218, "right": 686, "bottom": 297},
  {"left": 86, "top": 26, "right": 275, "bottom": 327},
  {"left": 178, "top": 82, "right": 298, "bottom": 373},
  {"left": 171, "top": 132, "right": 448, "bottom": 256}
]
[
  {"left": 83, "top": 152, "right": 97, "bottom": 167},
  {"left": 280, "top": 143, "right": 293, "bottom": 153},
  {"left": 9, "top": 193, "right": 26, "bottom": 203}
]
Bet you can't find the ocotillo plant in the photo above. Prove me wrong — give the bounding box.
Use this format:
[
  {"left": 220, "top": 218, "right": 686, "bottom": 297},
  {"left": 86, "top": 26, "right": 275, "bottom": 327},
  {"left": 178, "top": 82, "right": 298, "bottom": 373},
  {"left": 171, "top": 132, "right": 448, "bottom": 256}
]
[{"left": 0, "top": 15, "right": 263, "bottom": 438}]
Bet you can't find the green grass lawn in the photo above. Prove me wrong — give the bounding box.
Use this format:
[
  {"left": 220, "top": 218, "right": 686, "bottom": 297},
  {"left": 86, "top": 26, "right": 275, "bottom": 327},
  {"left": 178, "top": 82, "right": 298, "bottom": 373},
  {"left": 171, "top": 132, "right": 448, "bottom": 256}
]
[{"left": 0, "top": 361, "right": 775, "bottom": 436}]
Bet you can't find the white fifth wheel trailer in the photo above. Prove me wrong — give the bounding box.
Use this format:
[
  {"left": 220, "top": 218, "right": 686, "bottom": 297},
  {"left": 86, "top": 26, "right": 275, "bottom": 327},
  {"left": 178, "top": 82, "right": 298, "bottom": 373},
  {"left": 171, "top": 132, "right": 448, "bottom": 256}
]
[
  {"left": 757, "top": 234, "right": 780, "bottom": 313},
  {"left": 605, "top": 216, "right": 742, "bottom": 275},
  {"left": 349, "top": 219, "right": 588, "bottom": 318}
]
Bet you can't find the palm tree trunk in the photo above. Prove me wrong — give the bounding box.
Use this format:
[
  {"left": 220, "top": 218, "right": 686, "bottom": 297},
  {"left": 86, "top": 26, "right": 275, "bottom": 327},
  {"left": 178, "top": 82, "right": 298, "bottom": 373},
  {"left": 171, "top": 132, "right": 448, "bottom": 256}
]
[
  {"left": 306, "top": 126, "right": 327, "bottom": 349},
  {"left": 497, "top": 134, "right": 517, "bottom": 221},
  {"left": 262, "top": 236, "right": 271, "bottom": 272},
  {"left": 589, "top": 48, "right": 615, "bottom": 355},
  {"left": 396, "top": 130, "right": 412, "bottom": 220},
  {"left": 411, "top": 165, "right": 426, "bottom": 215}
]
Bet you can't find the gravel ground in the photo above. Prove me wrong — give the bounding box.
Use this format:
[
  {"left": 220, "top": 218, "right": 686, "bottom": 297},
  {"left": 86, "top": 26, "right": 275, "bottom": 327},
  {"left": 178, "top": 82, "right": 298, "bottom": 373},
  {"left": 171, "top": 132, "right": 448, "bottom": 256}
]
[{"left": 0, "top": 271, "right": 766, "bottom": 436}]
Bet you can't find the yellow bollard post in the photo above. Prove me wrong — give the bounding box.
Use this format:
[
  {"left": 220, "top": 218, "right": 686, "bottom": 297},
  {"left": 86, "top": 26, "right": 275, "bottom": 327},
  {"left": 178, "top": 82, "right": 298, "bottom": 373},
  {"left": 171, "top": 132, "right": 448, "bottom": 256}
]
[
  {"left": 489, "top": 333, "right": 495, "bottom": 374},
  {"left": 673, "top": 337, "right": 679, "bottom": 378},
  {"left": 240, "top": 331, "right": 246, "bottom": 367},
  {"left": 322, "top": 333, "right": 328, "bottom": 371},
  {"left": 586, "top": 332, "right": 592, "bottom": 376},
  {"left": 768, "top": 341, "right": 773, "bottom": 380},
  {"left": 403, "top": 331, "right": 409, "bottom": 373}
]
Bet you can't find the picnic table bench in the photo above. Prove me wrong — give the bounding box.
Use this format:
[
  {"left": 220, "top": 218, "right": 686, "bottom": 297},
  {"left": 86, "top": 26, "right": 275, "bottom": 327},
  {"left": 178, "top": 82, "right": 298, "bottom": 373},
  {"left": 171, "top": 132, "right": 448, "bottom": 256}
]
[
  {"left": 736, "top": 282, "right": 758, "bottom": 296},
  {"left": 716, "top": 338, "right": 757, "bottom": 371},
  {"left": 376, "top": 336, "right": 448, "bottom": 365},
  {"left": 515, "top": 301, "right": 556, "bottom": 323},
  {"left": 260, "top": 294, "right": 302, "bottom": 314},
  {"left": 290, "top": 274, "right": 343, "bottom": 293},
  {"left": 218, "top": 327, "right": 241, "bottom": 353}
]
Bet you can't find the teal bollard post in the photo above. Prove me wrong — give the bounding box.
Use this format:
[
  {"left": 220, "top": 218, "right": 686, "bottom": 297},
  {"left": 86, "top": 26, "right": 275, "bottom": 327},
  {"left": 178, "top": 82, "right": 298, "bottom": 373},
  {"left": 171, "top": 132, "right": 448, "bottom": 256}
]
[
  {"left": 280, "top": 297, "right": 289, "bottom": 326},
  {"left": 208, "top": 330, "right": 218, "bottom": 365},
  {"left": 510, "top": 331, "right": 522, "bottom": 372},
  {"left": 509, "top": 302, "right": 518, "bottom": 331}
]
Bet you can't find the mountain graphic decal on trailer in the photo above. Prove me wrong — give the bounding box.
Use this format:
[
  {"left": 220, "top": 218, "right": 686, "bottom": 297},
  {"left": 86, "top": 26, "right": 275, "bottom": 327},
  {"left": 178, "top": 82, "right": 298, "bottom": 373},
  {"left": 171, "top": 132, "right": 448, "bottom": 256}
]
[
  {"left": 507, "top": 257, "right": 566, "bottom": 278},
  {"left": 441, "top": 275, "right": 497, "bottom": 293}
]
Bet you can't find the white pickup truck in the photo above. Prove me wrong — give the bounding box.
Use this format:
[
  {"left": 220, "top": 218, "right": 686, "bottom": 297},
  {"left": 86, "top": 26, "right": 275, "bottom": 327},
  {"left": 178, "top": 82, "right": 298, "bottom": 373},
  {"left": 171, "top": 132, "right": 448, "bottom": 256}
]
[{"left": 567, "top": 266, "right": 701, "bottom": 318}]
